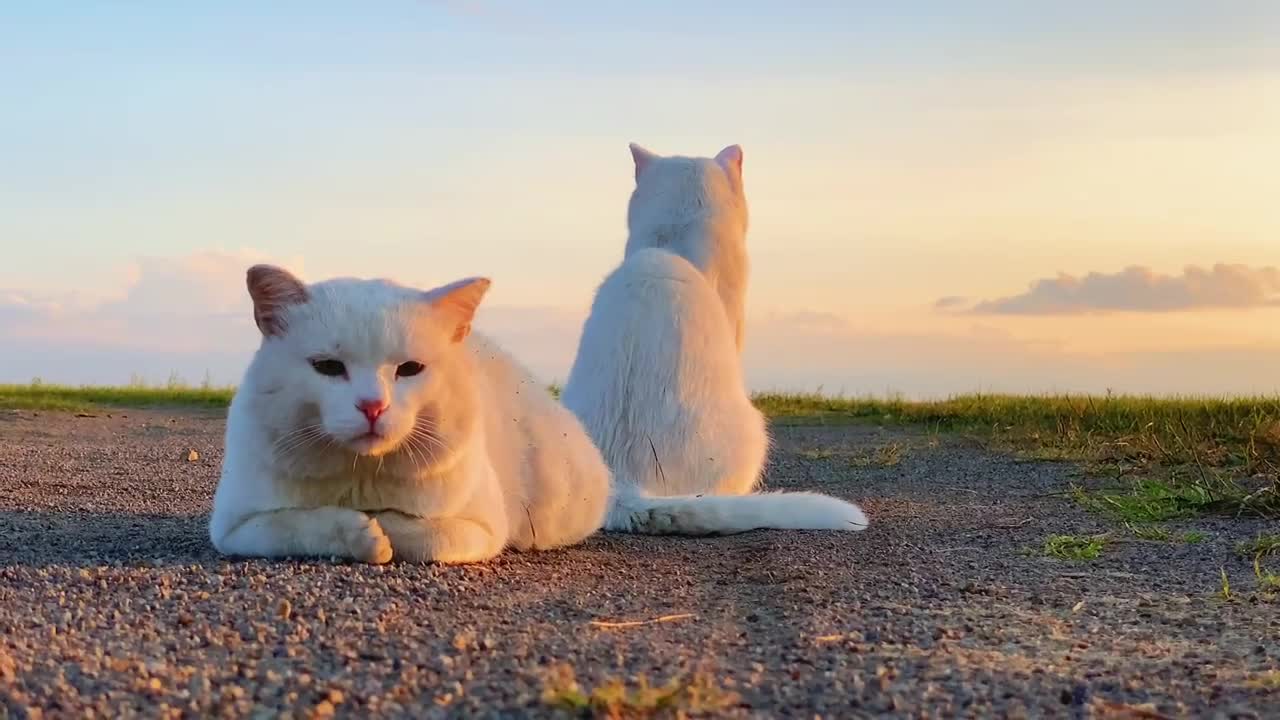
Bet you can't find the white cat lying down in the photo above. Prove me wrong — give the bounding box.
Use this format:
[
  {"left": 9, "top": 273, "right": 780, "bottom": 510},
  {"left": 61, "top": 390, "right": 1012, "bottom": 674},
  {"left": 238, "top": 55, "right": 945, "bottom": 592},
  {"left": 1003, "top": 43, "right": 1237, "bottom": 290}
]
[
  {"left": 209, "top": 265, "right": 863, "bottom": 565},
  {"left": 209, "top": 266, "right": 611, "bottom": 564}
]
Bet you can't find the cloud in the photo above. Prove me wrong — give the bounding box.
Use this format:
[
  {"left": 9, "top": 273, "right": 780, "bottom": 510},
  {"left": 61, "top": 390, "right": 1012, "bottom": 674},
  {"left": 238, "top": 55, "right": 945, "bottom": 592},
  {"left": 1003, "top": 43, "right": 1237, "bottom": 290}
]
[
  {"left": 933, "top": 296, "right": 969, "bottom": 310},
  {"left": 0, "top": 250, "right": 300, "bottom": 354},
  {"left": 948, "top": 263, "right": 1280, "bottom": 315},
  {"left": 0, "top": 249, "right": 586, "bottom": 386}
]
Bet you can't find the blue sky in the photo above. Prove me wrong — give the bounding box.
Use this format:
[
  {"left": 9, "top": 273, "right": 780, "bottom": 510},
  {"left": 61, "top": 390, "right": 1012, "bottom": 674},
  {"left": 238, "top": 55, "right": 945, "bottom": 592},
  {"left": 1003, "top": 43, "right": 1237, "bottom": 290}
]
[{"left": 2, "top": 2, "right": 1278, "bottom": 395}]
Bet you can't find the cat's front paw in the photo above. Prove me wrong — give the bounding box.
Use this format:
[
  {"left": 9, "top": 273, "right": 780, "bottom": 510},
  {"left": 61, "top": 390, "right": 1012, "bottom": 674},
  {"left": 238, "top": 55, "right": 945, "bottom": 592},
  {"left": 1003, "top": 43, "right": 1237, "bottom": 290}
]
[{"left": 337, "top": 514, "right": 393, "bottom": 564}]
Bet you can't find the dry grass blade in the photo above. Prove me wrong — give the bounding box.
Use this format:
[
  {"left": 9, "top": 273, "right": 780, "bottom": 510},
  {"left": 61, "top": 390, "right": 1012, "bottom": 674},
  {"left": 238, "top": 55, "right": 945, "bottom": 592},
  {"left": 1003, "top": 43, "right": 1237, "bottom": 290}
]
[{"left": 588, "top": 613, "right": 695, "bottom": 629}]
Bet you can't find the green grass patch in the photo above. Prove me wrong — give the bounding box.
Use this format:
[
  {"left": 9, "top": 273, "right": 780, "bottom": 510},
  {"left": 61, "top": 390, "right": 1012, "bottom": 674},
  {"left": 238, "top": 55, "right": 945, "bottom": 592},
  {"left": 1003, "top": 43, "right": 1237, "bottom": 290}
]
[
  {"left": 761, "top": 391, "right": 1280, "bottom": 517},
  {"left": 1123, "top": 523, "right": 1173, "bottom": 542},
  {"left": 1071, "top": 478, "right": 1231, "bottom": 522},
  {"left": 1121, "top": 523, "right": 1206, "bottom": 544},
  {"left": 1043, "top": 534, "right": 1108, "bottom": 561},
  {"left": 0, "top": 382, "right": 235, "bottom": 412},
  {"left": 757, "top": 391, "right": 1280, "bottom": 468},
  {"left": 1237, "top": 534, "right": 1280, "bottom": 560}
]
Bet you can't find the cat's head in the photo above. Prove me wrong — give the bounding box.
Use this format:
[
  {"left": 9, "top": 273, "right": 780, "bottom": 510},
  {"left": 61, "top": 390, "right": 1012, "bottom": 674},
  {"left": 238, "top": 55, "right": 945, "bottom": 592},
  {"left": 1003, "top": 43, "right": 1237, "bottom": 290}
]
[
  {"left": 243, "top": 265, "right": 487, "bottom": 458},
  {"left": 625, "top": 143, "right": 748, "bottom": 238}
]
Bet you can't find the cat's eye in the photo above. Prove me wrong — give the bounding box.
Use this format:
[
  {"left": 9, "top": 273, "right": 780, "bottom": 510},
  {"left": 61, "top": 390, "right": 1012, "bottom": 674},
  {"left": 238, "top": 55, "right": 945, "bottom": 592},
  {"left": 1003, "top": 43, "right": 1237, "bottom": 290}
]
[
  {"left": 310, "top": 358, "right": 347, "bottom": 378},
  {"left": 396, "top": 361, "right": 425, "bottom": 378}
]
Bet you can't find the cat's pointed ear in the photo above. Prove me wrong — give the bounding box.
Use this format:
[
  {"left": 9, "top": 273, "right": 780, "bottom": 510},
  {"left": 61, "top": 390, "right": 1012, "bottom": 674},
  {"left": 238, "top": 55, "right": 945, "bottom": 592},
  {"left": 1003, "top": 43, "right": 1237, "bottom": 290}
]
[
  {"left": 246, "top": 264, "right": 308, "bottom": 337},
  {"left": 630, "top": 142, "right": 657, "bottom": 181},
  {"left": 715, "top": 144, "right": 743, "bottom": 177},
  {"left": 424, "top": 277, "right": 491, "bottom": 343}
]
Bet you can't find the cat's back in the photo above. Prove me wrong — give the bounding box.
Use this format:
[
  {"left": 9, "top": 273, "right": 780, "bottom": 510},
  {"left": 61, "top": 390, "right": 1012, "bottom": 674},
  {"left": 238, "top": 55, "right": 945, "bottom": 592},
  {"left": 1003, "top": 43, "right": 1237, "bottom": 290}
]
[
  {"left": 564, "top": 247, "right": 752, "bottom": 432},
  {"left": 574, "top": 247, "right": 737, "bottom": 379},
  {"left": 563, "top": 249, "right": 764, "bottom": 496}
]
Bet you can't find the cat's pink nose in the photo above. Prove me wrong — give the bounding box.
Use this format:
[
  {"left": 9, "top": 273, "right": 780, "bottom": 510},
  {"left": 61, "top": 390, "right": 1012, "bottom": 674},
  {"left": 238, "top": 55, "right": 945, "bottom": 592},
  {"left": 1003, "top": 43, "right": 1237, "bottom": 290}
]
[{"left": 356, "top": 399, "right": 388, "bottom": 426}]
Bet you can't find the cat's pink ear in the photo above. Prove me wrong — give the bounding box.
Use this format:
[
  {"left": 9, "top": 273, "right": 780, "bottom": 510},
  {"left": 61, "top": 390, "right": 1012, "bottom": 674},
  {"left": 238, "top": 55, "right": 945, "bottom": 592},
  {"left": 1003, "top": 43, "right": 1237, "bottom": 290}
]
[
  {"left": 715, "top": 144, "right": 743, "bottom": 177},
  {"left": 630, "top": 142, "right": 657, "bottom": 181},
  {"left": 424, "top": 277, "right": 491, "bottom": 343},
  {"left": 246, "top": 264, "right": 308, "bottom": 337}
]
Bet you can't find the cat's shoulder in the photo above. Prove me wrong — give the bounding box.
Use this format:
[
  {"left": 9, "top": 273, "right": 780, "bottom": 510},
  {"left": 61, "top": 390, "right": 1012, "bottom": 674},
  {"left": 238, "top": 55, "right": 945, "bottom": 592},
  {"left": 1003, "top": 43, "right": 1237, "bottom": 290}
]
[{"left": 613, "top": 247, "right": 703, "bottom": 284}]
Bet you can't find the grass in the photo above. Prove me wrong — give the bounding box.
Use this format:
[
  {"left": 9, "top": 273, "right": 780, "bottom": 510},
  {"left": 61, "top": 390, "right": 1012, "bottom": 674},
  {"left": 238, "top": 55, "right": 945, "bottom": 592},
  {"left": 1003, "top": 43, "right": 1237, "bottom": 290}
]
[
  {"left": 541, "top": 663, "right": 738, "bottom": 718},
  {"left": 1237, "top": 534, "right": 1280, "bottom": 596},
  {"left": 1043, "top": 534, "right": 1108, "bottom": 561},
  {"left": 863, "top": 442, "right": 903, "bottom": 467},
  {"left": 1253, "top": 558, "right": 1280, "bottom": 594},
  {"left": 1123, "top": 523, "right": 1205, "bottom": 544},
  {"left": 1214, "top": 535, "right": 1280, "bottom": 602},
  {"left": 1068, "top": 478, "right": 1254, "bottom": 522},
  {"left": 0, "top": 379, "right": 234, "bottom": 412},
  {"left": 762, "top": 392, "right": 1280, "bottom": 518},
  {"left": 796, "top": 441, "right": 903, "bottom": 467},
  {"left": 1236, "top": 534, "right": 1280, "bottom": 560},
  {"left": 756, "top": 391, "right": 1280, "bottom": 476}
]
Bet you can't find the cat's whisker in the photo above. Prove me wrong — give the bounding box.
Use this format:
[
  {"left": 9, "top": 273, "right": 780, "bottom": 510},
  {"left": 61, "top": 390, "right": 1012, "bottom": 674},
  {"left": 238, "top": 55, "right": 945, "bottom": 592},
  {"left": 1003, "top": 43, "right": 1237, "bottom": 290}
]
[
  {"left": 407, "top": 438, "right": 427, "bottom": 476},
  {"left": 278, "top": 422, "right": 322, "bottom": 441},
  {"left": 275, "top": 427, "right": 325, "bottom": 459},
  {"left": 408, "top": 424, "right": 446, "bottom": 453},
  {"left": 408, "top": 430, "right": 443, "bottom": 468},
  {"left": 282, "top": 428, "right": 327, "bottom": 456},
  {"left": 400, "top": 434, "right": 425, "bottom": 476},
  {"left": 412, "top": 430, "right": 448, "bottom": 471}
]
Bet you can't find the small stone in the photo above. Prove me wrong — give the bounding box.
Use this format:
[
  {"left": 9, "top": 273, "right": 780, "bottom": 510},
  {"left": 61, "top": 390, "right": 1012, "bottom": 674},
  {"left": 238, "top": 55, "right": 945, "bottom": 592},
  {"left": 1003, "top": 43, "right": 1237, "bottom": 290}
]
[
  {"left": 452, "top": 631, "right": 474, "bottom": 651},
  {"left": 278, "top": 599, "right": 293, "bottom": 620},
  {"left": 187, "top": 450, "right": 199, "bottom": 462}
]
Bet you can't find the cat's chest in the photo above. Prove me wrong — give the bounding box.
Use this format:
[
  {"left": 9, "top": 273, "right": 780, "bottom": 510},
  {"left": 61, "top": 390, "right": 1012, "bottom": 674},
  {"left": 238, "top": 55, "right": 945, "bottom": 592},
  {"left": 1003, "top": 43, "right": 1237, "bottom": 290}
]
[{"left": 285, "top": 459, "right": 462, "bottom": 516}]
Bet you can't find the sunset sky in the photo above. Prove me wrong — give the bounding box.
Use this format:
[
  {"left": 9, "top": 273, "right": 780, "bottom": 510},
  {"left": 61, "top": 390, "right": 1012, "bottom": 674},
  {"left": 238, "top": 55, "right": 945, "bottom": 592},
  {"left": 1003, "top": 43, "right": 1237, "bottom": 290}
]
[{"left": 2, "top": 2, "right": 1278, "bottom": 396}]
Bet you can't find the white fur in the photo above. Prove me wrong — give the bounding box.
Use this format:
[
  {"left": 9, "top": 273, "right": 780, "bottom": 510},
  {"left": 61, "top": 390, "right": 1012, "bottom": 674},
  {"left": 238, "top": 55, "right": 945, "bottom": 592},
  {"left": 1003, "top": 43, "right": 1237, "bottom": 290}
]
[
  {"left": 562, "top": 144, "right": 869, "bottom": 534},
  {"left": 210, "top": 267, "right": 611, "bottom": 564}
]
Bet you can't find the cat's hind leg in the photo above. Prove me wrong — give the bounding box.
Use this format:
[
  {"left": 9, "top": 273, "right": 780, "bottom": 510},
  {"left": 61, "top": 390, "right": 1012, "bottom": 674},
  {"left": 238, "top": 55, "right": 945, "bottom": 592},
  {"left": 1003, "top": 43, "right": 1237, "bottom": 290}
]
[
  {"left": 373, "top": 511, "right": 505, "bottom": 564},
  {"left": 210, "top": 507, "right": 393, "bottom": 564}
]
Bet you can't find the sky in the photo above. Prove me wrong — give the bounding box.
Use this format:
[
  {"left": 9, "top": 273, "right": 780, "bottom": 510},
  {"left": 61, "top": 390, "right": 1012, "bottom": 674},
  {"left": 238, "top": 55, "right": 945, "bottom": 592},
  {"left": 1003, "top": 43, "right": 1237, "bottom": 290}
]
[{"left": 2, "top": 1, "right": 1278, "bottom": 397}]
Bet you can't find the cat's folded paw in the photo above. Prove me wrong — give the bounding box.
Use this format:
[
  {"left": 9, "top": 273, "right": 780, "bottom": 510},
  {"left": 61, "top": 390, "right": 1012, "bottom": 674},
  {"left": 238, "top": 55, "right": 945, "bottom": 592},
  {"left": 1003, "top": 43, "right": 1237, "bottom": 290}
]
[{"left": 338, "top": 513, "right": 393, "bottom": 565}]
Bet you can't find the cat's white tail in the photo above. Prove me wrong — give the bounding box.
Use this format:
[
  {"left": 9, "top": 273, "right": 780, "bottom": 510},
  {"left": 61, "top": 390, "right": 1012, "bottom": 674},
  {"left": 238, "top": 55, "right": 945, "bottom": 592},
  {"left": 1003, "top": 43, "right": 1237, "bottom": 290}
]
[{"left": 605, "top": 486, "right": 869, "bottom": 535}]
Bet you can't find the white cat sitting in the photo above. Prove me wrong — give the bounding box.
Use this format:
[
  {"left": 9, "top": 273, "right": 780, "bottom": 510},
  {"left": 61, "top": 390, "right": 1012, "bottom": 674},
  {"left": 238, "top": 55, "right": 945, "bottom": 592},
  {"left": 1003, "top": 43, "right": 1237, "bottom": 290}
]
[
  {"left": 209, "top": 266, "right": 611, "bottom": 564},
  {"left": 562, "top": 143, "right": 869, "bottom": 533}
]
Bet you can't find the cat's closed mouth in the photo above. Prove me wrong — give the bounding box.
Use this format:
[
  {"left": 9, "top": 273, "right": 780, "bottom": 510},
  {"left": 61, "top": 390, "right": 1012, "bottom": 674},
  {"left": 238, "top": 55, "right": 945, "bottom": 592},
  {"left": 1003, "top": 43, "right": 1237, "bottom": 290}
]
[{"left": 347, "top": 431, "right": 386, "bottom": 454}]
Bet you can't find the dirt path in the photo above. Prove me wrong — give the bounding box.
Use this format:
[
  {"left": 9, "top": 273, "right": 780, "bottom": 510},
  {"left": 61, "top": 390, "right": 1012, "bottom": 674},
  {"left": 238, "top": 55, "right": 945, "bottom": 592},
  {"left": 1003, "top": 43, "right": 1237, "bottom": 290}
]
[{"left": 0, "top": 409, "right": 1276, "bottom": 718}]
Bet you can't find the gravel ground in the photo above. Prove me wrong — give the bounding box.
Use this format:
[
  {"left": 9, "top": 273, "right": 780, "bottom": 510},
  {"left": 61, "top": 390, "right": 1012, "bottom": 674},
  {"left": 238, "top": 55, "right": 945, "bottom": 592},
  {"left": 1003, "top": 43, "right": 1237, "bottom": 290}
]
[{"left": 1, "top": 408, "right": 1277, "bottom": 719}]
